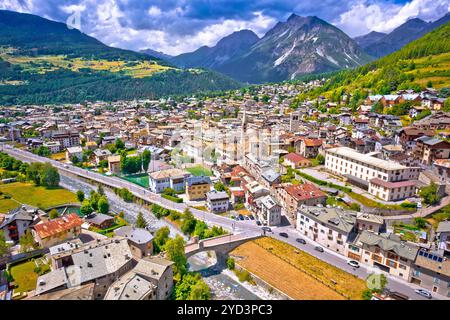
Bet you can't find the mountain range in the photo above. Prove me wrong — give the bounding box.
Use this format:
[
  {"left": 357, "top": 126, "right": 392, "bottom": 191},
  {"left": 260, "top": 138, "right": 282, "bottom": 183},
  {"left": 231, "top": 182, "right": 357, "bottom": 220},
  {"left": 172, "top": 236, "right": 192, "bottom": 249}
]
[
  {"left": 354, "top": 12, "right": 450, "bottom": 58},
  {"left": 163, "top": 14, "right": 371, "bottom": 83},
  {"left": 0, "top": 10, "right": 241, "bottom": 105}
]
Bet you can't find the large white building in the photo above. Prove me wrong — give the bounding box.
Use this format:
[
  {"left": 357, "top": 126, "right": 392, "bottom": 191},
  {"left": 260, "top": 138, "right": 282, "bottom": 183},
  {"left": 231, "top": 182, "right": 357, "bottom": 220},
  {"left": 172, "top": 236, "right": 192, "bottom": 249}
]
[{"left": 325, "top": 147, "right": 421, "bottom": 201}]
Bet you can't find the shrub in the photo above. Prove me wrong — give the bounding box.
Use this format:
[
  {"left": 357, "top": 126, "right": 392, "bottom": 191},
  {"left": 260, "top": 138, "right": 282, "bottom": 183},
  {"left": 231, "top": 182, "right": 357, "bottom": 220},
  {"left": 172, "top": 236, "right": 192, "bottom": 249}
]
[
  {"left": 162, "top": 194, "right": 183, "bottom": 203},
  {"left": 226, "top": 257, "right": 235, "bottom": 270}
]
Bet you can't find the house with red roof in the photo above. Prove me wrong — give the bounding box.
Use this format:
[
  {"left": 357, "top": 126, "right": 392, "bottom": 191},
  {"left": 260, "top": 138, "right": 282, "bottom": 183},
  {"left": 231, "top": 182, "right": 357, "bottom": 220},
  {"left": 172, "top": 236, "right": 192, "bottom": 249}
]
[
  {"left": 274, "top": 183, "right": 327, "bottom": 220},
  {"left": 283, "top": 152, "right": 311, "bottom": 169},
  {"left": 33, "top": 213, "right": 83, "bottom": 248}
]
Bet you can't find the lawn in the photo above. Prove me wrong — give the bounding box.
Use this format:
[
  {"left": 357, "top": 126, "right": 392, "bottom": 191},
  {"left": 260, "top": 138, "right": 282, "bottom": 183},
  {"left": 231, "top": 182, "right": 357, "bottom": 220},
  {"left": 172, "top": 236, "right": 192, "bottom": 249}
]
[
  {"left": 121, "top": 173, "right": 149, "bottom": 188},
  {"left": 0, "top": 182, "right": 78, "bottom": 209},
  {"left": 9, "top": 258, "right": 50, "bottom": 293},
  {"left": 230, "top": 237, "right": 367, "bottom": 300},
  {"left": 185, "top": 165, "right": 213, "bottom": 177},
  {"left": 0, "top": 197, "right": 20, "bottom": 213}
]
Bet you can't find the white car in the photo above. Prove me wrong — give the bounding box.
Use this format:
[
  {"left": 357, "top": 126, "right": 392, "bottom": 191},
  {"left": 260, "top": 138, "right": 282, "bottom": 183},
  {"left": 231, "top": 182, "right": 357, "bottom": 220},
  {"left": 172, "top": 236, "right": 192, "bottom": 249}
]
[
  {"left": 347, "top": 260, "right": 360, "bottom": 268},
  {"left": 414, "top": 289, "right": 432, "bottom": 299},
  {"left": 416, "top": 202, "right": 422, "bottom": 209}
]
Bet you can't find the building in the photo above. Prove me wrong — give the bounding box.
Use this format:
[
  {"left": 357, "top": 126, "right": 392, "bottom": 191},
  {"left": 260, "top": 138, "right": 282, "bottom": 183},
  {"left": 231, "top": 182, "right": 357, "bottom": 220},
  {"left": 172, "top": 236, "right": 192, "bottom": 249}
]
[
  {"left": 148, "top": 168, "right": 191, "bottom": 193},
  {"left": 351, "top": 231, "right": 419, "bottom": 281},
  {"left": 410, "top": 250, "right": 449, "bottom": 297},
  {"left": 414, "top": 136, "right": 450, "bottom": 165},
  {"left": 275, "top": 183, "right": 327, "bottom": 220},
  {"left": 84, "top": 213, "right": 115, "bottom": 230},
  {"left": 33, "top": 213, "right": 83, "bottom": 248},
  {"left": 114, "top": 226, "right": 154, "bottom": 259},
  {"left": 325, "top": 147, "right": 421, "bottom": 201},
  {"left": 295, "top": 138, "right": 322, "bottom": 158},
  {"left": 43, "top": 141, "right": 61, "bottom": 153},
  {"left": 206, "top": 190, "right": 230, "bottom": 213},
  {"left": 260, "top": 169, "right": 281, "bottom": 188},
  {"left": 93, "top": 149, "right": 112, "bottom": 165},
  {"left": 108, "top": 155, "right": 121, "bottom": 174},
  {"left": 283, "top": 153, "right": 311, "bottom": 169},
  {"left": 66, "top": 146, "right": 83, "bottom": 162},
  {"left": 51, "top": 130, "right": 80, "bottom": 149},
  {"left": 185, "top": 176, "right": 211, "bottom": 201},
  {"left": 355, "top": 213, "right": 385, "bottom": 234},
  {"left": 0, "top": 206, "right": 37, "bottom": 242},
  {"left": 104, "top": 256, "right": 174, "bottom": 300},
  {"left": 36, "top": 237, "right": 134, "bottom": 299},
  {"left": 296, "top": 206, "right": 357, "bottom": 255},
  {"left": 436, "top": 221, "right": 450, "bottom": 257},
  {"left": 244, "top": 181, "right": 270, "bottom": 210},
  {"left": 254, "top": 195, "right": 281, "bottom": 226},
  {"left": 397, "top": 127, "right": 435, "bottom": 150}
]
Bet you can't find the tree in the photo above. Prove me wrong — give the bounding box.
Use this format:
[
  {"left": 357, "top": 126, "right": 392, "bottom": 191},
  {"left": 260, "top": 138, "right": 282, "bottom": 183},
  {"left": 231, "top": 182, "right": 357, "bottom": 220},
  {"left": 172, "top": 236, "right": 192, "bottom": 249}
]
[
  {"left": 97, "top": 185, "right": 105, "bottom": 195},
  {"left": 70, "top": 155, "right": 80, "bottom": 165},
  {"left": 89, "top": 191, "right": 101, "bottom": 211},
  {"left": 214, "top": 181, "right": 226, "bottom": 192},
  {"left": 153, "top": 226, "right": 170, "bottom": 253},
  {"left": 39, "top": 163, "right": 60, "bottom": 187},
  {"left": 315, "top": 154, "right": 325, "bottom": 165},
  {"left": 135, "top": 211, "right": 148, "bottom": 228},
  {"left": 165, "top": 235, "right": 187, "bottom": 278},
  {"left": 142, "top": 149, "right": 151, "bottom": 172},
  {"left": 174, "top": 272, "right": 210, "bottom": 300},
  {"left": 19, "top": 230, "right": 35, "bottom": 252},
  {"left": 181, "top": 210, "right": 197, "bottom": 235},
  {"left": 49, "top": 209, "right": 59, "bottom": 219},
  {"left": 80, "top": 199, "right": 93, "bottom": 216},
  {"left": 0, "top": 230, "right": 10, "bottom": 257},
  {"left": 420, "top": 182, "right": 441, "bottom": 205},
  {"left": 193, "top": 221, "right": 208, "bottom": 239},
  {"left": 98, "top": 196, "right": 109, "bottom": 214},
  {"left": 414, "top": 217, "right": 427, "bottom": 229},
  {"left": 226, "top": 257, "right": 235, "bottom": 270},
  {"left": 76, "top": 190, "right": 85, "bottom": 202},
  {"left": 189, "top": 280, "right": 211, "bottom": 300},
  {"left": 115, "top": 138, "right": 125, "bottom": 150},
  {"left": 119, "top": 188, "right": 133, "bottom": 202}
]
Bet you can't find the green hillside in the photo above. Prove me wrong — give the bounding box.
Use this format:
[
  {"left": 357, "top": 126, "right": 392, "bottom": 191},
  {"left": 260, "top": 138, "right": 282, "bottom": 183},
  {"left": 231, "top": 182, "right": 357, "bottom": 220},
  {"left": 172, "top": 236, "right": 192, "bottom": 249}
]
[
  {"left": 296, "top": 21, "right": 450, "bottom": 103},
  {"left": 0, "top": 10, "right": 241, "bottom": 105}
]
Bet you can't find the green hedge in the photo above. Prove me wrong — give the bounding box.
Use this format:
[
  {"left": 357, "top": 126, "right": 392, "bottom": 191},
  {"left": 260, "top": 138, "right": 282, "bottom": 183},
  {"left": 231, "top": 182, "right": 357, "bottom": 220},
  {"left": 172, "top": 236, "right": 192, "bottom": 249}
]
[
  {"left": 295, "top": 171, "right": 352, "bottom": 193},
  {"left": 162, "top": 194, "right": 183, "bottom": 203}
]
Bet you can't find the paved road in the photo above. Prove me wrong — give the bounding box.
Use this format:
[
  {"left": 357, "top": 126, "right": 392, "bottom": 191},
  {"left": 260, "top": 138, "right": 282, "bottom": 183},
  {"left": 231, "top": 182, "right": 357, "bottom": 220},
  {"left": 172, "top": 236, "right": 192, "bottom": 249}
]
[
  {"left": 2, "top": 144, "right": 446, "bottom": 300},
  {"left": 272, "top": 224, "right": 448, "bottom": 300}
]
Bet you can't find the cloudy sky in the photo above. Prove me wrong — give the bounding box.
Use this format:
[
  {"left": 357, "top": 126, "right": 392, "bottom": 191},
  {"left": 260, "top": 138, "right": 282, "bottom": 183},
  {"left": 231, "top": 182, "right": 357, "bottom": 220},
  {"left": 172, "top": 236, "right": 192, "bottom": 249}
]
[{"left": 1, "top": 0, "right": 449, "bottom": 55}]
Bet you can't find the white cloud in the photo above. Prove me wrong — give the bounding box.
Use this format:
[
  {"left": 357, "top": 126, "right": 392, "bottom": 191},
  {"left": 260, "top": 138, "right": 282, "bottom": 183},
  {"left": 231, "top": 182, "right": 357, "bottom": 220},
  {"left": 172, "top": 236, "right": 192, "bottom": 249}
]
[
  {"left": 335, "top": 0, "right": 450, "bottom": 37},
  {"left": 148, "top": 5, "right": 161, "bottom": 17}
]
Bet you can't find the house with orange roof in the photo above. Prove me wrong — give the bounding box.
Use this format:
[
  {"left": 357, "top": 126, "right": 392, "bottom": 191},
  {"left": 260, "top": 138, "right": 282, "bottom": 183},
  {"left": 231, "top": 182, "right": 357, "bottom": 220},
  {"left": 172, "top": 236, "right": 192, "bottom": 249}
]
[
  {"left": 295, "top": 138, "right": 323, "bottom": 158},
  {"left": 274, "top": 183, "right": 327, "bottom": 220},
  {"left": 283, "top": 152, "right": 311, "bottom": 169},
  {"left": 33, "top": 213, "right": 83, "bottom": 248}
]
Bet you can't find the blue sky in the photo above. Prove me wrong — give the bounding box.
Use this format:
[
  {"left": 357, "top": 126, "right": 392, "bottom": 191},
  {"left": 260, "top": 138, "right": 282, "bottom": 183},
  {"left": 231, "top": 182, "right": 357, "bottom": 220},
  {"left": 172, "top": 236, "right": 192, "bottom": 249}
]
[{"left": 1, "top": 0, "right": 448, "bottom": 55}]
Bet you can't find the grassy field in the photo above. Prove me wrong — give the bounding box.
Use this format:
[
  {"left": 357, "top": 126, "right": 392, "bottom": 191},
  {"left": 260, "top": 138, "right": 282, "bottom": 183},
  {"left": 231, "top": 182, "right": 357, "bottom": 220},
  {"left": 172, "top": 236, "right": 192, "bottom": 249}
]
[
  {"left": 121, "top": 173, "right": 149, "bottom": 188},
  {"left": 0, "top": 182, "right": 78, "bottom": 209},
  {"left": 9, "top": 258, "right": 50, "bottom": 293},
  {"left": 0, "top": 48, "right": 174, "bottom": 78},
  {"left": 185, "top": 165, "right": 213, "bottom": 177},
  {"left": 0, "top": 197, "right": 20, "bottom": 213},
  {"left": 230, "top": 238, "right": 366, "bottom": 300}
]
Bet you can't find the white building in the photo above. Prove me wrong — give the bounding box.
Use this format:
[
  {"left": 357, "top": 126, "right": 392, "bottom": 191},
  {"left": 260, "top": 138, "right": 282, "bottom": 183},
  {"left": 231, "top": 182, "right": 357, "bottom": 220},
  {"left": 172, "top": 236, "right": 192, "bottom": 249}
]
[
  {"left": 296, "top": 206, "right": 357, "bottom": 255},
  {"left": 206, "top": 190, "right": 230, "bottom": 213},
  {"left": 254, "top": 195, "right": 281, "bottom": 226},
  {"left": 148, "top": 168, "right": 191, "bottom": 193},
  {"left": 325, "top": 147, "right": 420, "bottom": 201}
]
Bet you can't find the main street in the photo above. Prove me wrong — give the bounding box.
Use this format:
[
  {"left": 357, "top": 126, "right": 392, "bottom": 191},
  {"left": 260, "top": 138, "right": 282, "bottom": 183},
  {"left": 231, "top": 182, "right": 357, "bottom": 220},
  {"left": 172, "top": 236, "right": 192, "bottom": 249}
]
[{"left": 1, "top": 144, "right": 446, "bottom": 300}]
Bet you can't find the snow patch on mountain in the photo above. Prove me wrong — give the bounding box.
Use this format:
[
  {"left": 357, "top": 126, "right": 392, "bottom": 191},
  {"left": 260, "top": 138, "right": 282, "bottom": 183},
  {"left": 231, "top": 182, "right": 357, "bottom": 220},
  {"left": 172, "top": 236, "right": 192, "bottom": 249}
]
[{"left": 274, "top": 40, "right": 297, "bottom": 67}]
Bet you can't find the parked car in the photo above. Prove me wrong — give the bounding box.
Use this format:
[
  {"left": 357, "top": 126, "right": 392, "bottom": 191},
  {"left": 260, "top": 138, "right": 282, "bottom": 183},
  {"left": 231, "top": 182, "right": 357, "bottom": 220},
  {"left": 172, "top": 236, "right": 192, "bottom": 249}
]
[
  {"left": 347, "top": 260, "right": 360, "bottom": 268},
  {"left": 416, "top": 201, "right": 422, "bottom": 209},
  {"left": 414, "top": 289, "right": 432, "bottom": 299},
  {"left": 279, "top": 232, "right": 288, "bottom": 238},
  {"left": 261, "top": 226, "right": 272, "bottom": 233},
  {"left": 249, "top": 215, "right": 255, "bottom": 220},
  {"left": 238, "top": 214, "right": 244, "bottom": 220},
  {"left": 256, "top": 220, "right": 262, "bottom": 226},
  {"left": 296, "top": 238, "right": 306, "bottom": 244},
  {"left": 244, "top": 216, "right": 250, "bottom": 220},
  {"left": 314, "top": 246, "right": 324, "bottom": 253}
]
